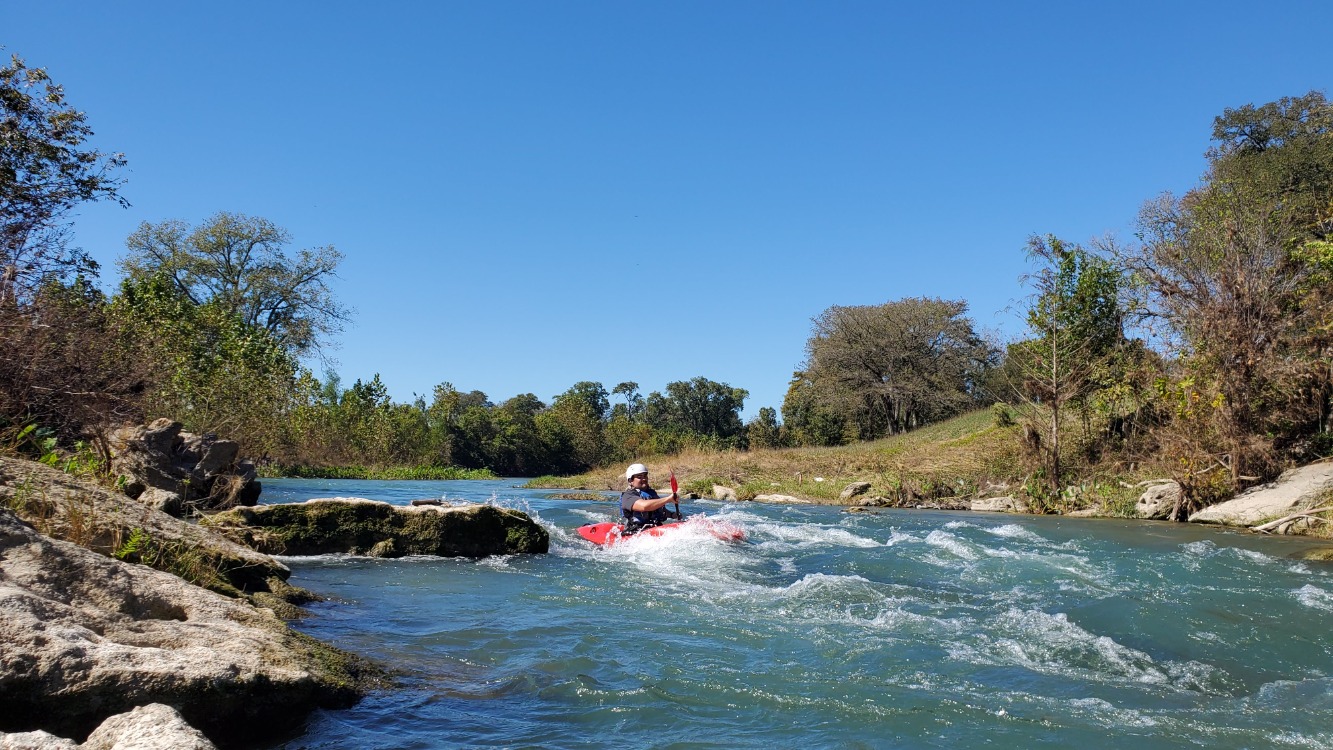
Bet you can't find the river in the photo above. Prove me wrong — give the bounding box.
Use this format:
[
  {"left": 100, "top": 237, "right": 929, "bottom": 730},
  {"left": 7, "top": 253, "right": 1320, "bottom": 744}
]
[{"left": 258, "top": 478, "right": 1333, "bottom": 749}]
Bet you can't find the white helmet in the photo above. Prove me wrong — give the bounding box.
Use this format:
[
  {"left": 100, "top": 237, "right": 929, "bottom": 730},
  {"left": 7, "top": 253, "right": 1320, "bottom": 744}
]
[{"left": 625, "top": 463, "right": 649, "bottom": 479}]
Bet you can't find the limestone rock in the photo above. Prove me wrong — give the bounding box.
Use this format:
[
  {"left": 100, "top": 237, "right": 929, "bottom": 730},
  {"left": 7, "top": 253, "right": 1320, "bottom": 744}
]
[
  {"left": 82, "top": 704, "right": 217, "bottom": 750},
  {"left": 202, "top": 498, "right": 550, "bottom": 557},
  {"left": 0, "top": 730, "right": 79, "bottom": 749},
  {"left": 712, "top": 485, "right": 737, "bottom": 501},
  {"left": 106, "top": 419, "right": 260, "bottom": 515},
  {"left": 971, "top": 496, "right": 1023, "bottom": 513},
  {"left": 1189, "top": 463, "right": 1333, "bottom": 528},
  {"left": 839, "top": 482, "right": 872, "bottom": 501},
  {"left": 0, "top": 456, "right": 289, "bottom": 597},
  {"left": 0, "top": 509, "right": 382, "bottom": 746},
  {"left": 1136, "top": 481, "right": 1180, "bottom": 519},
  {"left": 753, "top": 494, "right": 809, "bottom": 504}
]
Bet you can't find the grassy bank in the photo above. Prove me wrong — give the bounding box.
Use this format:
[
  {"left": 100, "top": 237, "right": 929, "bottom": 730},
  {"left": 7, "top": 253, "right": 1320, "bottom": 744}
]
[
  {"left": 263, "top": 465, "right": 498, "bottom": 481},
  {"left": 529, "top": 409, "right": 1150, "bottom": 516}
]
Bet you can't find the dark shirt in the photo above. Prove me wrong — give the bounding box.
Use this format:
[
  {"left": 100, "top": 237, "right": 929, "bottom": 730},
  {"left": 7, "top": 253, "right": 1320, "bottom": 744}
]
[{"left": 620, "top": 487, "right": 671, "bottom": 527}]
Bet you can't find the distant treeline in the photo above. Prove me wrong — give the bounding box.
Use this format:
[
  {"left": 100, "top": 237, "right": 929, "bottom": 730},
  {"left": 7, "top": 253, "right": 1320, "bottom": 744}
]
[{"left": 1, "top": 49, "right": 1330, "bottom": 510}]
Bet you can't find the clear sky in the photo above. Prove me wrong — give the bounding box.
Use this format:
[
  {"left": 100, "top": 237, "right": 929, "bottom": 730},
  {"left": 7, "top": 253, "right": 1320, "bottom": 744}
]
[{"left": 8, "top": 1, "right": 1330, "bottom": 418}]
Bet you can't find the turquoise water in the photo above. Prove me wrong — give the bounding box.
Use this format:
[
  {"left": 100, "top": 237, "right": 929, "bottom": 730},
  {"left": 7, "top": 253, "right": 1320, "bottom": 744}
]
[{"left": 261, "top": 478, "right": 1333, "bottom": 749}]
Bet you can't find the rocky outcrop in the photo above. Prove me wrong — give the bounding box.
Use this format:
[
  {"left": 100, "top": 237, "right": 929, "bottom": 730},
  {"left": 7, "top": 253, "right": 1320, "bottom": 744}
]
[
  {"left": 839, "top": 482, "right": 872, "bottom": 501},
  {"left": 753, "top": 494, "right": 810, "bottom": 504},
  {"left": 0, "top": 456, "right": 289, "bottom": 597},
  {"left": 712, "top": 484, "right": 737, "bottom": 501},
  {"left": 0, "top": 703, "right": 219, "bottom": 749},
  {"left": 971, "top": 496, "right": 1024, "bottom": 513},
  {"left": 0, "top": 509, "right": 385, "bottom": 746},
  {"left": 1189, "top": 463, "right": 1333, "bottom": 528},
  {"left": 1135, "top": 481, "right": 1180, "bottom": 519},
  {"left": 202, "top": 497, "right": 550, "bottom": 557},
  {"left": 106, "top": 419, "right": 260, "bottom": 516}
]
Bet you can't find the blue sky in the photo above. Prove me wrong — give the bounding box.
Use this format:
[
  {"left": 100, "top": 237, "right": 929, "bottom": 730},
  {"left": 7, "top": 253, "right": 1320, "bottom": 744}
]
[{"left": 8, "top": 2, "right": 1330, "bottom": 418}]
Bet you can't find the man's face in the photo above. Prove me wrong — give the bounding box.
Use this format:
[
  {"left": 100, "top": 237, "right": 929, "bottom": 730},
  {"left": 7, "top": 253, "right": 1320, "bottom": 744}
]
[{"left": 629, "top": 473, "right": 649, "bottom": 488}]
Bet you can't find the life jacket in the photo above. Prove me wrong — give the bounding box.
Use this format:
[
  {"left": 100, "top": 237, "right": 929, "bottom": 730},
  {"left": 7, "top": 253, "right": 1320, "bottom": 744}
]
[{"left": 622, "top": 489, "right": 671, "bottom": 531}]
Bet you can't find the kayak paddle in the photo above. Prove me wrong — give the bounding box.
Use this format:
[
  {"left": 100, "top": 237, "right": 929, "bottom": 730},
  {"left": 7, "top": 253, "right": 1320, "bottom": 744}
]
[{"left": 669, "top": 469, "right": 681, "bottom": 519}]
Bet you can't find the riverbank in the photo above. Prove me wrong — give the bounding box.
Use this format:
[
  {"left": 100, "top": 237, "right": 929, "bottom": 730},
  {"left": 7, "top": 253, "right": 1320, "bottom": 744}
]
[
  {"left": 530, "top": 410, "right": 1333, "bottom": 537},
  {"left": 0, "top": 456, "right": 543, "bottom": 747}
]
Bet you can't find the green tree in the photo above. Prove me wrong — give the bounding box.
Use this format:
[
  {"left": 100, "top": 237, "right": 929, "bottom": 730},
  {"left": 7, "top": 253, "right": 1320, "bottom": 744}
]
[
  {"left": 781, "top": 371, "right": 847, "bottom": 446},
  {"left": 113, "top": 272, "right": 298, "bottom": 456},
  {"left": 1014, "top": 235, "right": 1126, "bottom": 498},
  {"left": 644, "top": 377, "right": 749, "bottom": 447},
  {"left": 1, "top": 52, "right": 127, "bottom": 303},
  {"left": 746, "top": 406, "right": 784, "bottom": 449},
  {"left": 799, "top": 297, "right": 993, "bottom": 440},
  {"left": 1122, "top": 91, "right": 1333, "bottom": 505},
  {"left": 542, "top": 381, "right": 609, "bottom": 470},
  {"left": 120, "top": 212, "right": 349, "bottom": 356}
]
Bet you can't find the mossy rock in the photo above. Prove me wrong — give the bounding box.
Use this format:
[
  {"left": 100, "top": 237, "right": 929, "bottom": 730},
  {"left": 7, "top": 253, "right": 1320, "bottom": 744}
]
[
  {"left": 1292, "top": 547, "right": 1333, "bottom": 562},
  {"left": 202, "top": 499, "right": 549, "bottom": 557}
]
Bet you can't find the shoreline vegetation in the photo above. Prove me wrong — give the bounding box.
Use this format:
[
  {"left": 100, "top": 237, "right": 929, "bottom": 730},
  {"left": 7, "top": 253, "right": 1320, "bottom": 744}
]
[
  {"left": 262, "top": 464, "right": 499, "bottom": 481},
  {"left": 528, "top": 409, "right": 1143, "bottom": 513}
]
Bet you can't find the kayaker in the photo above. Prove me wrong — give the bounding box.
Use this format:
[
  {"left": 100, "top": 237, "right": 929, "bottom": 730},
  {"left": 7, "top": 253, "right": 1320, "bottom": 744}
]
[{"left": 620, "top": 463, "right": 680, "bottom": 530}]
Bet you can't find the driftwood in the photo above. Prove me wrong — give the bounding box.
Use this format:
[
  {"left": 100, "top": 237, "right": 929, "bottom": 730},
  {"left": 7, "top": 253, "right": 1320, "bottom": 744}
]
[{"left": 1252, "top": 505, "right": 1333, "bottom": 534}]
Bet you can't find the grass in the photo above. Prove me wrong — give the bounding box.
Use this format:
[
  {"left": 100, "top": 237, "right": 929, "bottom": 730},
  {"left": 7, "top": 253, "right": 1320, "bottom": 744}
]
[
  {"left": 528, "top": 408, "right": 1169, "bottom": 517},
  {"left": 531, "top": 410, "right": 1025, "bottom": 505},
  {"left": 263, "top": 464, "right": 498, "bottom": 480}
]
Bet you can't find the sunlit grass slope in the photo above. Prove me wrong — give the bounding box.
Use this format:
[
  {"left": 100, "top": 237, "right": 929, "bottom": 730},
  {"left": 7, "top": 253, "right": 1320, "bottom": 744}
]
[{"left": 531, "top": 409, "right": 1028, "bottom": 506}]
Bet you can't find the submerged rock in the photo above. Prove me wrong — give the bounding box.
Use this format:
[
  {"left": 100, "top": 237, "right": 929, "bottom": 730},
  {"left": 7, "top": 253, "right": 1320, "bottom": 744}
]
[
  {"left": 0, "top": 509, "right": 385, "bottom": 746},
  {"left": 202, "top": 498, "right": 550, "bottom": 557}
]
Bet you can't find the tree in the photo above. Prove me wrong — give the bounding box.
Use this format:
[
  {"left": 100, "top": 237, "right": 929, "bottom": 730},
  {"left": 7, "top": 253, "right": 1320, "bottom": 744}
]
[
  {"left": 1013, "top": 235, "right": 1126, "bottom": 499},
  {"left": 0, "top": 279, "right": 149, "bottom": 445},
  {"left": 112, "top": 272, "right": 299, "bottom": 456},
  {"left": 781, "top": 371, "right": 847, "bottom": 446},
  {"left": 746, "top": 407, "right": 783, "bottom": 449},
  {"left": 1, "top": 53, "right": 126, "bottom": 304},
  {"left": 644, "top": 377, "right": 748, "bottom": 447},
  {"left": 541, "top": 381, "right": 610, "bottom": 470},
  {"left": 120, "top": 212, "right": 349, "bottom": 356},
  {"left": 1120, "top": 91, "right": 1333, "bottom": 507},
  {"left": 799, "top": 297, "right": 994, "bottom": 440},
  {"left": 611, "top": 381, "right": 643, "bottom": 420}
]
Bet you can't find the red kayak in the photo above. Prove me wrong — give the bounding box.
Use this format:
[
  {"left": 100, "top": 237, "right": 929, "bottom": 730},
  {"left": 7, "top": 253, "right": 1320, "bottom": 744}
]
[{"left": 577, "top": 517, "right": 746, "bottom": 546}]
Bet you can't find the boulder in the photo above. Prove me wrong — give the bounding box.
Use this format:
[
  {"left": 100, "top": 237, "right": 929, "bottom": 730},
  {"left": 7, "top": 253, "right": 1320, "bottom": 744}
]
[
  {"left": 202, "top": 498, "right": 550, "bottom": 557},
  {"left": 0, "top": 456, "right": 290, "bottom": 597},
  {"left": 852, "top": 495, "right": 891, "bottom": 508},
  {"left": 752, "top": 494, "right": 810, "bottom": 504},
  {"left": 82, "top": 704, "right": 217, "bottom": 749},
  {"left": 839, "top": 482, "right": 872, "bottom": 501},
  {"left": 971, "top": 496, "right": 1023, "bottom": 513},
  {"left": 106, "top": 419, "right": 261, "bottom": 515},
  {"left": 1135, "top": 481, "right": 1180, "bottom": 519},
  {"left": 0, "top": 509, "right": 384, "bottom": 746},
  {"left": 1189, "top": 463, "right": 1333, "bottom": 528},
  {"left": 712, "top": 485, "right": 737, "bottom": 501}
]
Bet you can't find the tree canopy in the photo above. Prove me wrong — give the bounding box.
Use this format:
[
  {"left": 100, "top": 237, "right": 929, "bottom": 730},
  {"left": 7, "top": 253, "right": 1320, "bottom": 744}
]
[
  {"left": 791, "top": 297, "right": 994, "bottom": 441},
  {"left": 1, "top": 52, "right": 126, "bottom": 302},
  {"left": 120, "top": 212, "right": 350, "bottom": 356}
]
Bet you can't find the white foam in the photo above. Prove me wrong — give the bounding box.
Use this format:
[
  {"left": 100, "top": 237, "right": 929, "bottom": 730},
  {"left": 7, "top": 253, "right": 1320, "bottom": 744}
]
[
  {"left": 750, "top": 522, "right": 883, "bottom": 549},
  {"left": 948, "top": 608, "right": 1227, "bottom": 694},
  {"left": 1295, "top": 584, "right": 1333, "bottom": 612}
]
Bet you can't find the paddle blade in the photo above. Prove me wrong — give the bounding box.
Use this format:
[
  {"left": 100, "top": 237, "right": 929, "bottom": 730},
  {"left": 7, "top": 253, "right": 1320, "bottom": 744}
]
[{"left": 670, "top": 470, "right": 678, "bottom": 494}]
